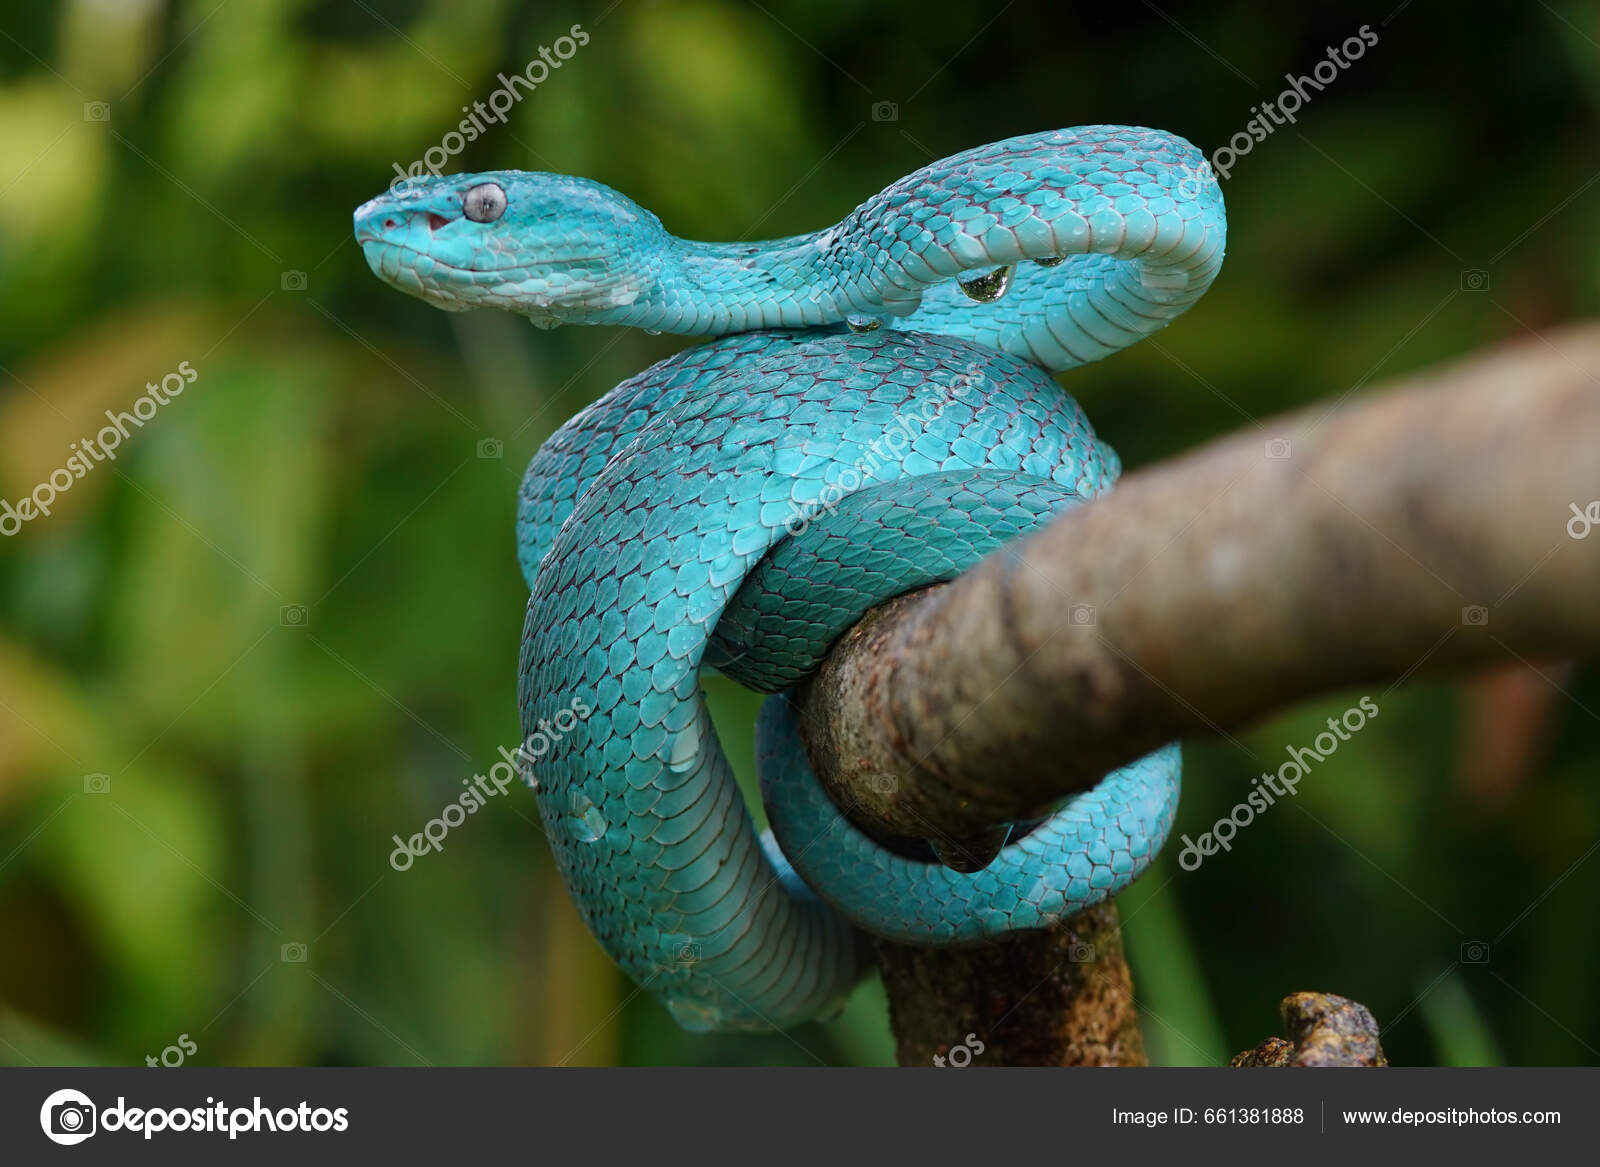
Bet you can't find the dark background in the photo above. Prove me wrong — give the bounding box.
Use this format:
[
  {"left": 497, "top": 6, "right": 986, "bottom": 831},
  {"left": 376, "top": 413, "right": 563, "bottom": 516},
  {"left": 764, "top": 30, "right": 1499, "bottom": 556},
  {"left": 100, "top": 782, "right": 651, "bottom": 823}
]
[{"left": 0, "top": 0, "right": 1596, "bottom": 1066}]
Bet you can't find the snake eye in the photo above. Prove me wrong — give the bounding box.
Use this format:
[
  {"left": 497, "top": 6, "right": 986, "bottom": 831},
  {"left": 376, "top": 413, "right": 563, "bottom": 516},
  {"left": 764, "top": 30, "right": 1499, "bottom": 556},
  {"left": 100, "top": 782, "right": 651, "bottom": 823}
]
[{"left": 462, "top": 182, "right": 507, "bottom": 223}]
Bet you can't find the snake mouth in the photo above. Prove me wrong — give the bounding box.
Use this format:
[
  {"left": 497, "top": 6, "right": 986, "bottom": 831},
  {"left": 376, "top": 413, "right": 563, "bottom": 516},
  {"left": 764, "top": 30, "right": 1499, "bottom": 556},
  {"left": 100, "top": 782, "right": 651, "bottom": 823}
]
[
  {"left": 357, "top": 238, "right": 511, "bottom": 279},
  {"left": 359, "top": 237, "right": 629, "bottom": 321},
  {"left": 359, "top": 237, "right": 614, "bottom": 280}
]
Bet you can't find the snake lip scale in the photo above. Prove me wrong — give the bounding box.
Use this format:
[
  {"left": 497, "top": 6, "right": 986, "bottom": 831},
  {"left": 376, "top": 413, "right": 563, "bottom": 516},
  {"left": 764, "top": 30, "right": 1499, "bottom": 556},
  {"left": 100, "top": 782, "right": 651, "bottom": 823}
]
[{"left": 356, "top": 126, "right": 1224, "bottom": 1032}]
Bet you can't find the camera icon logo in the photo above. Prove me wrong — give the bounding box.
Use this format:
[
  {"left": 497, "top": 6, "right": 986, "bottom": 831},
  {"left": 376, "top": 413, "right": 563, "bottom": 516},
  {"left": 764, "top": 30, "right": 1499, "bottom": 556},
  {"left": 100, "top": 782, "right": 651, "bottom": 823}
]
[
  {"left": 868, "top": 773, "right": 898, "bottom": 795},
  {"left": 279, "top": 604, "right": 308, "bottom": 627},
  {"left": 82, "top": 102, "right": 110, "bottom": 122},
  {"left": 476, "top": 437, "right": 504, "bottom": 460},
  {"left": 1265, "top": 437, "right": 1292, "bottom": 459},
  {"left": 1069, "top": 603, "right": 1096, "bottom": 627},
  {"left": 1460, "top": 940, "right": 1490, "bottom": 964},
  {"left": 870, "top": 100, "right": 898, "bottom": 122},
  {"left": 40, "top": 1088, "right": 97, "bottom": 1145},
  {"left": 280, "top": 270, "right": 308, "bottom": 292},
  {"left": 281, "top": 941, "right": 308, "bottom": 963},
  {"left": 1460, "top": 268, "right": 1490, "bottom": 292},
  {"left": 1461, "top": 605, "right": 1489, "bottom": 627},
  {"left": 674, "top": 941, "right": 701, "bottom": 965},
  {"left": 1068, "top": 940, "right": 1096, "bottom": 963},
  {"left": 83, "top": 773, "right": 110, "bottom": 795}
]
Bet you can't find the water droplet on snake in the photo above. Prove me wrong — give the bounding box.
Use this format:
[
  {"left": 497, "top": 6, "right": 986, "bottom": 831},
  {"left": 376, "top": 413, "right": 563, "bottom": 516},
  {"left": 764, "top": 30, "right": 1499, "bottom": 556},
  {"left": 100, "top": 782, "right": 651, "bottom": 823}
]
[
  {"left": 956, "top": 265, "right": 1014, "bottom": 303},
  {"left": 1034, "top": 255, "right": 1065, "bottom": 268},
  {"left": 644, "top": 329, "right": 662, "bottom": 336},
  {"left": 666, "top": 998, "right": 722, "bottom": 1032},
  {"left": 666, "top": 730, "right": 701, "bottom": 774},
  {"left": 567, "top": 792, "right": 609, "bottom": 842},
  {"left": 844, "top": 312, "right": 882, "bottom": 333}
]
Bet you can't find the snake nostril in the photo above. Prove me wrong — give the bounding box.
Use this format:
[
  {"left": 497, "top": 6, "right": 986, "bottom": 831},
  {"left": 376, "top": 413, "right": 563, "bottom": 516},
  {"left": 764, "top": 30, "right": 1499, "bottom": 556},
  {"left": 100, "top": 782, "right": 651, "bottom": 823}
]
[{"left": 382, "top": 218, "right": 398, "bottom": 230}]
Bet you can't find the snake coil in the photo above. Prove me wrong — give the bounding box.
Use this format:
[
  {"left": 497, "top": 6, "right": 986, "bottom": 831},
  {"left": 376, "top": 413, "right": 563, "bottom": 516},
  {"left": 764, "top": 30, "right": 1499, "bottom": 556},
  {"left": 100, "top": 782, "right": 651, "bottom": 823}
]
[{"left": 356, "top": 126, "right": 1225, "bottom": 1031}]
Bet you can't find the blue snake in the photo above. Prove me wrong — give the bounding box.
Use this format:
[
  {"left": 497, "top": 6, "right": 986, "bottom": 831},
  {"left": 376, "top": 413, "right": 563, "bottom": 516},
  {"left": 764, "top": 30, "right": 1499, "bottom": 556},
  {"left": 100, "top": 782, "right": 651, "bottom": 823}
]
[{"left": 355, "top": 127, "right": 1224, "bottom": 1032}]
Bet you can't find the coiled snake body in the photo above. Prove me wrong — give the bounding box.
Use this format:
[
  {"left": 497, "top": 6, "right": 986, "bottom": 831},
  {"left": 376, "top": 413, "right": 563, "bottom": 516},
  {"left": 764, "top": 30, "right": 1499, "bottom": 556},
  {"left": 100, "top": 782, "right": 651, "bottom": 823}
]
[{"left": 356, "top": 127, "right": 1225, "bottom": 1031}]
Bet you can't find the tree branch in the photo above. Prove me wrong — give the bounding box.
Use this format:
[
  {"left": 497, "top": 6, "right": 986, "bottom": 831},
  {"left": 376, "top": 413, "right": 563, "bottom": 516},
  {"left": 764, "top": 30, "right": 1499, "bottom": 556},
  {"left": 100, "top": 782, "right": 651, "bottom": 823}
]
[
  {"left": 875, "top": 900, "right": 1143, "bottom": 1066},
  {"left": 797, "top": 324, "right": 1600, "bottom": 844},
  {"left": 792, "top": 325, "right": 1600, "bottom": 1065}
]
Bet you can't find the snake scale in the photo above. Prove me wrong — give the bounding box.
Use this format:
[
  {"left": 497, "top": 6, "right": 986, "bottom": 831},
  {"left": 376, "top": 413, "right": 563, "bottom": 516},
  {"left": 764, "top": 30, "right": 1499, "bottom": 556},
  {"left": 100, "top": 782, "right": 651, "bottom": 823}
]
[{"left": 355, "top": 126, "right": 1225, "bottom": 1031}]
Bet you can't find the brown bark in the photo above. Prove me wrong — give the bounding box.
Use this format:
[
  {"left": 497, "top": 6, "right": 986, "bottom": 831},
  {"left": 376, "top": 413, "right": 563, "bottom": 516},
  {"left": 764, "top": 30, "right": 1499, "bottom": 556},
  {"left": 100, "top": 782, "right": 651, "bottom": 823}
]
[
  {"left": 792, "top": 325, "right": 1600, "bottom": 1064},
  {"left": 1231, "top": 993, "right": 1388, "bottom": 1067},
  {"left": 797, "top": 324, "right": 1600, "bottom": 843},
  {"left": 876, "top": 901, "right": 1144, "bottom": 1066}
]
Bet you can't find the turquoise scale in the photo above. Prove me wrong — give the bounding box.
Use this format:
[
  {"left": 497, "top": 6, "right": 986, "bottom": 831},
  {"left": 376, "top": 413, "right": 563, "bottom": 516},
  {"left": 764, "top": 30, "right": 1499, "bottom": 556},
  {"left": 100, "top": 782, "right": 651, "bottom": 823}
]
[{"left": 355, "top": 126, "right": 1225, "bottom": 1031}]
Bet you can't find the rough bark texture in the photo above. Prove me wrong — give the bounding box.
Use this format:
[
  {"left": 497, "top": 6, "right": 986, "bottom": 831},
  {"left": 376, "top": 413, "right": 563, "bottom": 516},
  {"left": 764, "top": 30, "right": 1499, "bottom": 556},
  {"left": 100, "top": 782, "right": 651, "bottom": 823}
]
[
  {"left": 1231, "top": 993, "right": 1388, "bottom": 1067},
  {"left": 797, "top": 324, "right": 1600, "bottom": 843},
  {"left": 790, "top": 325, "right": 1600, "bottom": 1065},
  {"left": 876, "top": 900, "right": 1144, "bottom": 1066}
]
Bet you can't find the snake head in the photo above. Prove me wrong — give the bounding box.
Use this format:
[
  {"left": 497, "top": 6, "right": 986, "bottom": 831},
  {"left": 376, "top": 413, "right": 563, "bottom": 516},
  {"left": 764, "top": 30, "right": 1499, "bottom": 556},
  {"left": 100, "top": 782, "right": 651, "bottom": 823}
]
[{"left": 353, "top": 172, "right": 665, "bottom": 326}]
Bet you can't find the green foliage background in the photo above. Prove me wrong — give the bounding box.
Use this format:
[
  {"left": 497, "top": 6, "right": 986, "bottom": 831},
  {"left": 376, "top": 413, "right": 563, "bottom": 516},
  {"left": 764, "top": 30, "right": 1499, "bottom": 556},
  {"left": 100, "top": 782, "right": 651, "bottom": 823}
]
[{"left": 1, "top": 0, "right": 1597, "bottom": 1067}]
